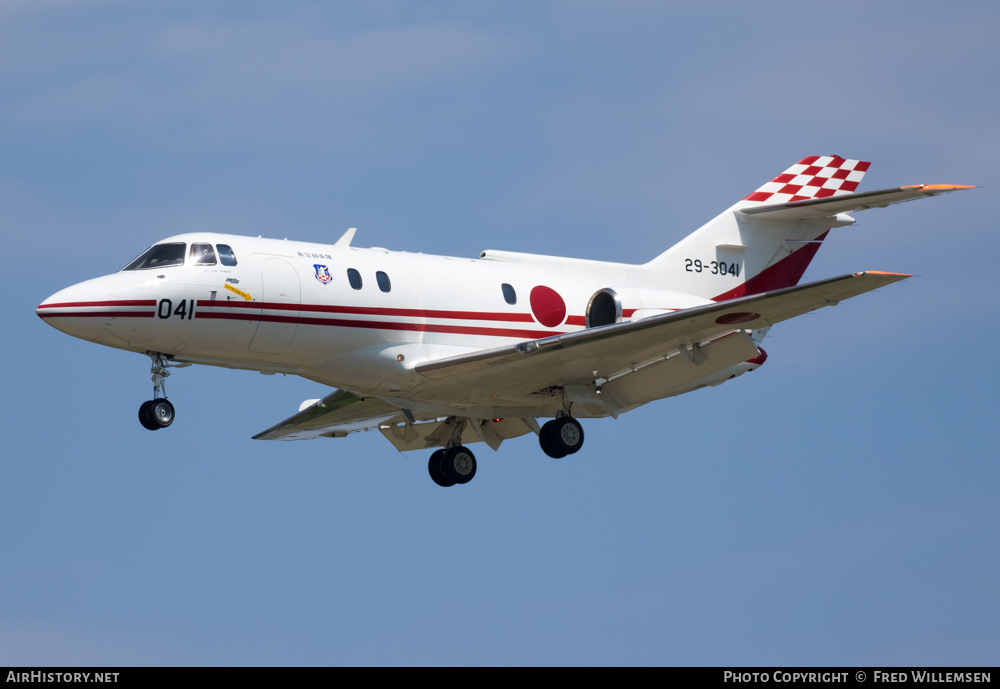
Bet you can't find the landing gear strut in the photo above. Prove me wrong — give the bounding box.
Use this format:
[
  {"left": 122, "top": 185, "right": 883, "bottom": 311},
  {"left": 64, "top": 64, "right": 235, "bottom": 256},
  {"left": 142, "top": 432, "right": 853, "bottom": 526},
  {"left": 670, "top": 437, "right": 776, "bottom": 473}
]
[{"left": 138, "top": 352, "right": 180, "bottom": 431}]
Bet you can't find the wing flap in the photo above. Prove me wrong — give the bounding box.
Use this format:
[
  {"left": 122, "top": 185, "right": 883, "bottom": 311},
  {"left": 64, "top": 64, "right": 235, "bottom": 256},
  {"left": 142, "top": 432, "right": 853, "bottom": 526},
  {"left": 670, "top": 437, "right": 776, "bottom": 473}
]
[
  {"left": 379, "top": 416, "right": 533, "bottom": 452},
  {"left": 738, "top": 184, "right": 974, "bottom": 221},
  {"left": 600, "top": 329, "right": 761, "bottom": 413}
]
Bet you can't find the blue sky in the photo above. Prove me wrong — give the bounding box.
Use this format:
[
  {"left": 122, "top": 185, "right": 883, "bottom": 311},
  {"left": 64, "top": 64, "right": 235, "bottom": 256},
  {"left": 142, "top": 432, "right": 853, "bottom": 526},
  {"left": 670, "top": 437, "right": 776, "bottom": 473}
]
[{"left": 2, "top": 0, "right": 997, "bottom": 666}]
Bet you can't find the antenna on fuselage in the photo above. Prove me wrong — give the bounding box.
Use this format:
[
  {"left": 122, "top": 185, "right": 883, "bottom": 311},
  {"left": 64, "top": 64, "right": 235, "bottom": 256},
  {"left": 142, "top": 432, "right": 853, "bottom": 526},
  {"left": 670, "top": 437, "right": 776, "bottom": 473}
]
[{"left": 335, "top": 227, "right": 357, "bottom": 247}]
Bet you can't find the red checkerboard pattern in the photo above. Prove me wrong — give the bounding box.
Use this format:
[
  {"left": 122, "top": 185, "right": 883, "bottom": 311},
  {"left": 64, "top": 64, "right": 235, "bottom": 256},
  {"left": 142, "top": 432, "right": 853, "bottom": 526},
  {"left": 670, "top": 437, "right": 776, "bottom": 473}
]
[{"left": 744, "top": 156, "right": 870, "bottom": 204}]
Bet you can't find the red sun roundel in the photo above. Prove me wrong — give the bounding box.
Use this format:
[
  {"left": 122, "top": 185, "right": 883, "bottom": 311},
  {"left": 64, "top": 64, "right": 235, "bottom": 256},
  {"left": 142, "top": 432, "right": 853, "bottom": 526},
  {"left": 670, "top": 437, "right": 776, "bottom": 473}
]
[{"left": 529, "top": 285, "right": 566, "bottom": 328}]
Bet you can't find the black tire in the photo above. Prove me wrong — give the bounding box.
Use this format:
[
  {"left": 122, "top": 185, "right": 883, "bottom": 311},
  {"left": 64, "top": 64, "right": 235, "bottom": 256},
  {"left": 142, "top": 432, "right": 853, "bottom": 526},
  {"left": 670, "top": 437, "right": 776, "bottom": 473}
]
[
  {"left": 552, "top": 416, "right": 584, "bottom": 455},
  {"left": 138, "top": 400, "right": 160, "bottom": 431},
  {"left": 149, "top": 398, "right": 175, "bottom": 428},
  {"left": 442, "top": 445, "right": 477, "bottom": 484},
  {"left": 428, "top": 449, "right": 455, "bottom": 487},
  {"left": 539, "top": 420, "right": 567, "bottom": 458}
]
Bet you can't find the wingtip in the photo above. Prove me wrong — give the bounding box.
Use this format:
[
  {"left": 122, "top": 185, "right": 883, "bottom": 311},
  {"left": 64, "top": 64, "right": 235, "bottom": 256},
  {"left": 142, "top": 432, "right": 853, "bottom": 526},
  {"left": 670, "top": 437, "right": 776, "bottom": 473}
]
[
  {"left": 855, "top": 271, "right": 913, "bottom": 280},
  {"left": 901, "top": 184, "right": 975, "bottom": 191}
]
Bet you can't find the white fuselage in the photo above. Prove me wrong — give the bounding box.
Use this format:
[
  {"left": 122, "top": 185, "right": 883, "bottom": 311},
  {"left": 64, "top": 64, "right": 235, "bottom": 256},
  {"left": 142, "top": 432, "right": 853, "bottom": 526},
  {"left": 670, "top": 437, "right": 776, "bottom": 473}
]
[{"left": 38, "top": 233, "right": 715, "bottom": 413}]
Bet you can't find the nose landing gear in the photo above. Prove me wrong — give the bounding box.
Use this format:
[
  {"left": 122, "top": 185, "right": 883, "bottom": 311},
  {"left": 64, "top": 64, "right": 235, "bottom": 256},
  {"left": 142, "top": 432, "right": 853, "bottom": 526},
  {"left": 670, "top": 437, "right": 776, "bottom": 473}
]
[
  {"left": 139, "top": 398, "right": 175, "bottom": 431},
  {"left": 138, "top": 352, "right": 185, "bottom": 431}
]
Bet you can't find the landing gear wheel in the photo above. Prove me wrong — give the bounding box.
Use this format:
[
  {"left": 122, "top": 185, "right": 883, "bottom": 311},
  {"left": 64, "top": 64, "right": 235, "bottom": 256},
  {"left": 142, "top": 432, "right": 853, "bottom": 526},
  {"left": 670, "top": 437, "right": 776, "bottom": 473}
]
[
  {"left": 149, "top": 398, "right": 175, "bottom": 428},
  {"left": 139, "top": 398, "right": 175, "bottom": 430},
  {"left": 540, "top": 416, "right": 584, "bottom": 458},
  {"left": 140, "top": 353, "right": 179, "bottom": 431},
  {"left": 539, "top": 420, "right": 566, "bottom": 458},
  {"left": 138, "top": 400, "right": 159, "bottom": 431},
  {"left": 441, "top": 445, "right": 477, "bottom": 484},
  {"left": 428, "top": 449, "right": 456, "bottom": 487},
  {"left": 553, "top": 416, "right": 584, "bottom": 455}
]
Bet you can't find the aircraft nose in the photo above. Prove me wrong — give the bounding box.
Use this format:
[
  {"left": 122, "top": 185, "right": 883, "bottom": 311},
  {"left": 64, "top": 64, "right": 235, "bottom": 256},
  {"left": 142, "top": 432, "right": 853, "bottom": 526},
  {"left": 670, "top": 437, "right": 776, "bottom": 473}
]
[{"left": 36, "top": 280, "right": 111, "bottom": 342}]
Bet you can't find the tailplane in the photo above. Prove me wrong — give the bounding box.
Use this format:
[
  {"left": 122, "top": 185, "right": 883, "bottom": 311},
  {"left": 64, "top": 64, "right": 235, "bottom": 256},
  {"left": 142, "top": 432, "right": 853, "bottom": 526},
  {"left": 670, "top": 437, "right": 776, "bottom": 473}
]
[{"left": 646, "top": 156, "right": 934, "bottom": 302}]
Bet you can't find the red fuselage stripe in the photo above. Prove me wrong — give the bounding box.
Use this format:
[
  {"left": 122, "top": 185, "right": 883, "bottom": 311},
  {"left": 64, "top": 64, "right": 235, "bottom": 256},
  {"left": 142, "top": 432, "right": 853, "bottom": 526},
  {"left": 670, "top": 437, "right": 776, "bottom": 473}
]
[
  {"left": 38, "top": 300, "right": 665, "bottom": 337},
  {"left": 37, "top": 300, "right": 157, "bottom": 309},
  {"left": 196, "top": 299, "right": 537, "bottom": 322},
  {"left": 38, "top": 311, "right": 154, "bottom": 319},
  {"left": 196, "top": 310, "right": 566, "bottom": 338}
]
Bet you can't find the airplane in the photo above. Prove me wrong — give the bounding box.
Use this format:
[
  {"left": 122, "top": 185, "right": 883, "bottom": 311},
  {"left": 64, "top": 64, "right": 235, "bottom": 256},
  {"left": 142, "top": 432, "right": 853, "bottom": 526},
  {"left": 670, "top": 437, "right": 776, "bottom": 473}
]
[{"left": 37, "top": 156, "right": 972, "bottom": 486}]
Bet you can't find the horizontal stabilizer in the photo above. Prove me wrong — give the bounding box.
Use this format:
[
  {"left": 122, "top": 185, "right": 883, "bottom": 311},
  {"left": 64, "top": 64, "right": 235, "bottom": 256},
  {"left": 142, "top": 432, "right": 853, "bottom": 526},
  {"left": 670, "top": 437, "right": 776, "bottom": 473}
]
[{"left": 739, "top": 184, "right": 974, "bottom": 221}]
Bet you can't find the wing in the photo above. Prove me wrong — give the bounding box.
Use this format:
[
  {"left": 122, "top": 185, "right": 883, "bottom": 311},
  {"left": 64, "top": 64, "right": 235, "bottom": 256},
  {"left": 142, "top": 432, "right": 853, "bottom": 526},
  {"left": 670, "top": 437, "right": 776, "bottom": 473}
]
[
  {"left": 252, "top": 389, "right": 406, "bottom": 440},
  {"left": 255, "top": 271, "right": 907, "bottom": 442},
  {"left": 410, "top": 271, "right": 909, "bottom": 414},
  {"left": 738, "top": 184, "right": 973, "bottom": 221},
  {"left": 253, "top": 387, "right": 537, "bottom": 451}
]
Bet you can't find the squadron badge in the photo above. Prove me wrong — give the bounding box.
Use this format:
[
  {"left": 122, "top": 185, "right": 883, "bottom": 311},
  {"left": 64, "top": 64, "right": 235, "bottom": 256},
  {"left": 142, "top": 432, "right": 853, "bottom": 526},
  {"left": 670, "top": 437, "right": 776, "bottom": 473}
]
[{"left": 314, "top": 264, "right": 332, "bottom": 284}]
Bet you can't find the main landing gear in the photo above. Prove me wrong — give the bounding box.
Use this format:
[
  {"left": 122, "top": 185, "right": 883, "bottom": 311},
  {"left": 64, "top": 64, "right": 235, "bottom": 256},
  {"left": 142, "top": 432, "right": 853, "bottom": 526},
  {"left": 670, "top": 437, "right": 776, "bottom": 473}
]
[
  {"left": 426, "top": 417, "right": 478, "bottom": 487},
  {"left": 138, "top": 352, "right": 181, "bottom": 431},
  {"left": 539, "top": 415, "right": 585, "bottom": 458},
  {"left": 425, "top": 413, "right": 586, "bottom": 486},
  {"left": 427, "top": 446, "right": 478, "bottom": 487}
]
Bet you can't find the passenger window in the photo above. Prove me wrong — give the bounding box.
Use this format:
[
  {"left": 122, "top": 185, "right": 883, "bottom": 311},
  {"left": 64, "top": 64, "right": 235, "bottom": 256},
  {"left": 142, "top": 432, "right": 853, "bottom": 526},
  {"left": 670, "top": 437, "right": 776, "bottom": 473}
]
[
  {"left": 189, "top": 243, "right": 217, "bottom": 266},
  {"left": 347, "top": 268, "right": 363, "bottom": 290},
  {"left": 376, "top": 271, "right": 391, "bottom": 293},
  {"left": 122, "top": 243, "right": 186, "bottom": 271},
  {"left": 217, "top": 244, "right": 238, "bottom": 267},
  {"left": 502, "top": 283, "right": 517, "bottom": 305}
]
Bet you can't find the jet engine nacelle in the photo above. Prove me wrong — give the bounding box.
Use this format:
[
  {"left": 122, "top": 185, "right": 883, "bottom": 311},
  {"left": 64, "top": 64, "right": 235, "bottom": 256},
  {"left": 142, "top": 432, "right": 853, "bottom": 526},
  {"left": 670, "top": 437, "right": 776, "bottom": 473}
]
[{"left": 585, "top": 286, "right": 712, "bottom": 328}]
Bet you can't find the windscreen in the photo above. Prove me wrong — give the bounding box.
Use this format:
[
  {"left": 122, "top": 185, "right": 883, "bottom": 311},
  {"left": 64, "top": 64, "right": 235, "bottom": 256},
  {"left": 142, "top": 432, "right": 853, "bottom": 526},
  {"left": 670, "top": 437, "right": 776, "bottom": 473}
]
[{"left": 121, "top": 243, "right": 186, "bottom": 271}]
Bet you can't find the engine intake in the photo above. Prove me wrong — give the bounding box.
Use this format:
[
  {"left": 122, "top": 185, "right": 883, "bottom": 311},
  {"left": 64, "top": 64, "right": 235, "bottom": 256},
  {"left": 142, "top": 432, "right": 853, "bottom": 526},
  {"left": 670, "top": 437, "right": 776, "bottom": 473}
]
[{"left": 586, "top": 288, "right": 622, "bottom": 328}]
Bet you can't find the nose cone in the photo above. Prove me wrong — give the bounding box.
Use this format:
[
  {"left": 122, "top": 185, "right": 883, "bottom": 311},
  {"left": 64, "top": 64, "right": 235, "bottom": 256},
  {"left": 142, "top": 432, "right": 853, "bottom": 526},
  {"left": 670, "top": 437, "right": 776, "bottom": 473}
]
[{"left": 37, "top": 278, "right": 112, "bottom": 341}]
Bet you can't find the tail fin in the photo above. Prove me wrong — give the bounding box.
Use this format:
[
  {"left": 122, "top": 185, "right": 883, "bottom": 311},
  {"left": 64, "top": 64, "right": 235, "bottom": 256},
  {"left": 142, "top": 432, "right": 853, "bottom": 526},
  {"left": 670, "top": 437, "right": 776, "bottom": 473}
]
[
  {"left": 743, "top": 155, "right": 870, "bottom": 204},
  {"left": 646, "top": 156, "right": 871, "bottom": 301}
]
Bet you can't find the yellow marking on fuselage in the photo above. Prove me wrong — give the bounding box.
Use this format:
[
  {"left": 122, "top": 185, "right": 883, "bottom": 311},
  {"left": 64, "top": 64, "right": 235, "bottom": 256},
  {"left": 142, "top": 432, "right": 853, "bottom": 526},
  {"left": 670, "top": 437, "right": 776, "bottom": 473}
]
[{"left": 224, "top": 283, "right": 253, "bottom": 301}]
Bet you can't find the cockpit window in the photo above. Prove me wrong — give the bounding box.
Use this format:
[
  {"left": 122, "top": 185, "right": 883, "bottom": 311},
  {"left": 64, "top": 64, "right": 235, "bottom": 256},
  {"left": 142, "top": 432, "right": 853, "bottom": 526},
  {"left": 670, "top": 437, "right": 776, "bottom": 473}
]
[
  {"left": 217, "top": 244, "right": 238, "bottom": 266},
  {"left": 122, "top": 243, "right": 186, "bottom": 271},
  {"left": 189, "top": 243, "right": 217, "bottom": 266}
]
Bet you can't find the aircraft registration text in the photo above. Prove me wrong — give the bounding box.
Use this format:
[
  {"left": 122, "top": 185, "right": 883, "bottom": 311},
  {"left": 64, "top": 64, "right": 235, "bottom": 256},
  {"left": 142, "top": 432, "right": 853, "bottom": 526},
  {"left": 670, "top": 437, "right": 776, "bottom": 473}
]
[{"left": 684, "top": 259, "right": 742, "bottom": 277}]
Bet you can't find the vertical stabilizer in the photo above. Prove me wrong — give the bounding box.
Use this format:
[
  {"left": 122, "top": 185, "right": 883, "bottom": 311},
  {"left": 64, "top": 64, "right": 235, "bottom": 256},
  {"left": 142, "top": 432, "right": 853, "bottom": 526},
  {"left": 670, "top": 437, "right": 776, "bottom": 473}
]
[
  {"left": 743, "top": 156, "right": 870, "bottom": 204},
  {"left": 647, "top": 156, "right": 870, "bottom": 301}
]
